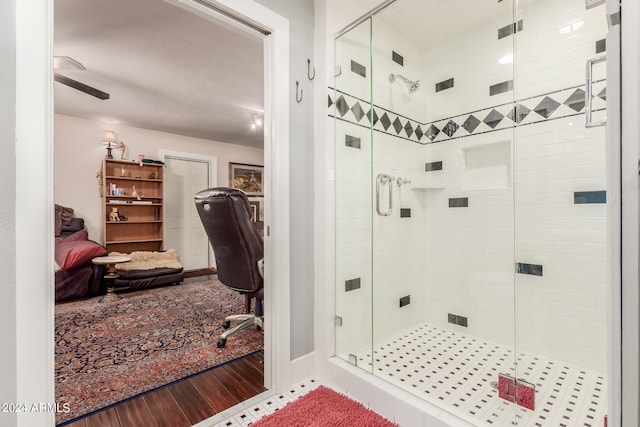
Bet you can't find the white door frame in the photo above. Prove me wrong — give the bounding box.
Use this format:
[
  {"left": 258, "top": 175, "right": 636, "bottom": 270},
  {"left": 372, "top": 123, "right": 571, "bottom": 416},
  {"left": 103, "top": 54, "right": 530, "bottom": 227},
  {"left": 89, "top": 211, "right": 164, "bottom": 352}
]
[
  {"left": 14, "top": 0, "right": 290, "bottom": 425},
  {"left": 160, "top": 149, "right": 218, "bottom": 269}
]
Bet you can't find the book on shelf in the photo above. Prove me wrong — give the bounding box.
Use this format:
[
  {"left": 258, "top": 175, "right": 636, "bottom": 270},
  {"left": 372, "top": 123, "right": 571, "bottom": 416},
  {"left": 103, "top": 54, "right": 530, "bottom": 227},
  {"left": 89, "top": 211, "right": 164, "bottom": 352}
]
[{"left": 131, "top": 200, "right": 153, "bottom": 205}]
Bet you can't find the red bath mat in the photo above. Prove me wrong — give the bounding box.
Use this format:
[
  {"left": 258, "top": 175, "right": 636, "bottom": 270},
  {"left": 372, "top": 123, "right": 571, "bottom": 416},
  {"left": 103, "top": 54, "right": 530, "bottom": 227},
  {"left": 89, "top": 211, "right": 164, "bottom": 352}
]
[{"left": 252, "top": 386, "right": 399, "bottom": 427}]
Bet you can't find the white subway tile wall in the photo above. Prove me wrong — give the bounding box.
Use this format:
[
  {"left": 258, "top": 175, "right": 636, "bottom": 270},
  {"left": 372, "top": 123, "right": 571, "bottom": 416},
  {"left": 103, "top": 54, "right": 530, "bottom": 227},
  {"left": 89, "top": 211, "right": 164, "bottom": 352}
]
[{"left": 332, "top": 0, "right": 608, "bottom": 423}]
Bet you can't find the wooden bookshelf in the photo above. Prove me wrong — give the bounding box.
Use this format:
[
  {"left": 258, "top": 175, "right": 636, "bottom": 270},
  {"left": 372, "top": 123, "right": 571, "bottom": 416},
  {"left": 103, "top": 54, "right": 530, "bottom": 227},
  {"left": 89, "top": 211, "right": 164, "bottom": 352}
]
[{"left": 102, "top": 159, "right": 164, "bottom": 253}]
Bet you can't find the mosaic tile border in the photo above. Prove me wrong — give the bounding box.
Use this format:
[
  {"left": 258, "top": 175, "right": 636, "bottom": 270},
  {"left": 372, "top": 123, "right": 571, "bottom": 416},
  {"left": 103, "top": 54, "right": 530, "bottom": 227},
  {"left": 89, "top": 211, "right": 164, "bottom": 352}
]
[{"left": 328, "top": 82, "right": 607, "bottom": 145}]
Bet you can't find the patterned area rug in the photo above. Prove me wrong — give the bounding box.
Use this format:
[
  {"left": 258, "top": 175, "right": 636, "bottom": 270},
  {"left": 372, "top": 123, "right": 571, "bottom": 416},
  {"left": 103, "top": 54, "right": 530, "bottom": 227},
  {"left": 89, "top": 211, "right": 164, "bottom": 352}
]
[{"left": 55, "top": 278, "right": 263, "bottom": 424}]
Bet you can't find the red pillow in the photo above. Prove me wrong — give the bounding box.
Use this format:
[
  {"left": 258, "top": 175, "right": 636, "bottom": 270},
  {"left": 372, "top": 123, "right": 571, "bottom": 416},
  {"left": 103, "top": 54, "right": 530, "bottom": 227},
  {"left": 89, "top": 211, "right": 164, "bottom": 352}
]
[
  {"left": 55, "top": 229, "right": 88, "bottom": 244},
  {"left": 55, "top": 240, "right": 106, "bottom": 270},
  {"left": 65, "top": 229, "right": 88, "bottom": 241}
]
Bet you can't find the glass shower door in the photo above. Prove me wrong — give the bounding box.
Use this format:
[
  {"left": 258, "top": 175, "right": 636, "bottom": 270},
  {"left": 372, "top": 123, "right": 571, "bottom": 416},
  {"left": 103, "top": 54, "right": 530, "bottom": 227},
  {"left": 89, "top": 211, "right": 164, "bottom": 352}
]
[
  {"left": 512, "top": 0, "right": 614, "bottom": 425},
  {"left": 333, "top": 0, "right": 618, "bottom": 425},
  {"left": 368, "top": 2, "right": 520, "bottom": 425},
  {"left": 334, "top": 17, "right": 374, "bottom": 372}
]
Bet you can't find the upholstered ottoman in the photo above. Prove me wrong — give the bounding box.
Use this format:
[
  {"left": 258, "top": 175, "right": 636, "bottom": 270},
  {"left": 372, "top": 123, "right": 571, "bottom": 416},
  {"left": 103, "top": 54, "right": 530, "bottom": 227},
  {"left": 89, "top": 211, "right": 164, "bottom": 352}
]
[{"left": 110, "top": 249, "right": 184, "bottom": 291}]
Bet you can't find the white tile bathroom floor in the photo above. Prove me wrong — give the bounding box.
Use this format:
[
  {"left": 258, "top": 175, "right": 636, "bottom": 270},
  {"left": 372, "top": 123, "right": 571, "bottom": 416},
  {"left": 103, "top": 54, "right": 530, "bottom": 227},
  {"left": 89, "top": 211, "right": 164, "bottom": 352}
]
[
  {"left": 202, "top": 379, "right": 320, "bottom": 427},
  {"left": 351, "top": 323, "right": 607, "bottom": 427}
]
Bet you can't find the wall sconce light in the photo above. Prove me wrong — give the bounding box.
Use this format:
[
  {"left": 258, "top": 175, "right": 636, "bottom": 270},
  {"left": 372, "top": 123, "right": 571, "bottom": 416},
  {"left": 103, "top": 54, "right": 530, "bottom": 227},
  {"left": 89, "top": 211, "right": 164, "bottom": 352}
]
[
  {"left": 251, "top": 113, "right": 264, "bottom": 130},
  {"left": 101, "top": 130, "right": 120, "bottom": 159}
]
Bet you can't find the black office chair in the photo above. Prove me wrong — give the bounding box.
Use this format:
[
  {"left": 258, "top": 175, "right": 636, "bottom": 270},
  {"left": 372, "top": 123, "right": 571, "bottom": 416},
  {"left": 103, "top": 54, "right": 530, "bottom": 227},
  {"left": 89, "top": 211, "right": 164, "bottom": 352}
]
[{"left": 194, "top": 187, "right": 264, "bottom": 348}]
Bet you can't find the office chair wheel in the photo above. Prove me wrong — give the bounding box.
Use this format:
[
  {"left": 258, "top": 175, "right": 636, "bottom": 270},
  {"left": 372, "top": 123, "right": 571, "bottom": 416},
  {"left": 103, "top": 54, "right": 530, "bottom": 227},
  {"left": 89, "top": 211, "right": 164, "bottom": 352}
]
[
  {"left": 222, "top": 320, "right": 231, "bottom": 329},
  {"left": 217, "top": 338, "right": 227, "bottom": 348}
]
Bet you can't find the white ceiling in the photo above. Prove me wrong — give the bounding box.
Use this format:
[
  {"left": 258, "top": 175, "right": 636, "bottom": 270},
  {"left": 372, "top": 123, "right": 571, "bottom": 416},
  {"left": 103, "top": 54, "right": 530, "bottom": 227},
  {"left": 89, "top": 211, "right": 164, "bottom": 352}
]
[
  {"left": 352, "top": 0, "right": 513, "bottom": 50},
  {"left": 376, "top": 0, "right": 511, "bottom": 50},
  {"left": 54, "top": 0, "right": 265, "bottom": 148}
]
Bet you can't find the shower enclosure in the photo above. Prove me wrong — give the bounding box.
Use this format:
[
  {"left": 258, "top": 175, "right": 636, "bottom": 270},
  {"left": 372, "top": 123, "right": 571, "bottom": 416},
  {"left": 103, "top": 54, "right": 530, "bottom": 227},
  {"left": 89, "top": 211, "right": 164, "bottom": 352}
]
[{"left": 333, "top": 0, "right": 618, "bottom": 425}]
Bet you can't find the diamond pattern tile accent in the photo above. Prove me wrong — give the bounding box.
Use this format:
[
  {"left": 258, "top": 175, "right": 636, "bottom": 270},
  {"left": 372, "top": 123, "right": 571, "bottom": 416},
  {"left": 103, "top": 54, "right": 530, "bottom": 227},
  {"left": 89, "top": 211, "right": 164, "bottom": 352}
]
[
  {"left": 484, "top": 109, "right": 504, "bottom": 129},
  {"left": 335, "top": 95, "right": 349, "bottom": 117},
  {"left": 367, "top": 108, "right": 379, "bottom": 126},
  {"left": 564, "top": 88, "right": 585, "bottom": 112},
  {"left": 597, "top": 87, "right": 606, "bottom": 101},
  {"left": 351, "top": 102, "right": 365, "bottom": 122},
  {"left": 442, "top": 120, "right": 459, "bottom": 137},
  {"left": 505, "top": 104, "right": 529, "bottom": 124},
  {"left": 462, "top": 115, "right": 481, "bottom": 133},
  {"left": 329, "top": 83, "right": 602, "bottom": 144},
  {"left": 533, "top": 96, "right": 561, "bottom": 118},
  {"left": 379, "top": 113, "right": 391, "bottom": 131},
  {"left": 510, "top": 103, "right": 531, "bottom": 124},
  {"left": 426, "top": 125, "right": 440, "bottom": 141},
  {"left": 392, "top": 117, "right": 403, "bottom": 134},
  {"left": 404, "top": 121, "right": 414, "bottom": 138}
]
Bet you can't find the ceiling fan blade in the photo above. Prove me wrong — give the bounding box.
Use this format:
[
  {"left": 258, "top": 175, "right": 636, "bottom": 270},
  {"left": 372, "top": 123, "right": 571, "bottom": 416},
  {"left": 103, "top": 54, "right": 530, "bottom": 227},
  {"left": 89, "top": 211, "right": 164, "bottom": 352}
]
[{"left": 54, "top": 73, "right": 110, "bottom": 100}]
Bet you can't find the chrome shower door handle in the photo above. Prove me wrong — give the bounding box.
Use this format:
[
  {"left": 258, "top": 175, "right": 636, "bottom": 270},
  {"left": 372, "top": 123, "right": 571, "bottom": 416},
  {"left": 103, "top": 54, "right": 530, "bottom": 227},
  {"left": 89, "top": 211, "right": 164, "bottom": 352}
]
[
  {"left": 585, "top": 54, "right": 606, "bottom": 128},
  {"left": 376, "top": 173, "right": 393, "bottom": 216}
]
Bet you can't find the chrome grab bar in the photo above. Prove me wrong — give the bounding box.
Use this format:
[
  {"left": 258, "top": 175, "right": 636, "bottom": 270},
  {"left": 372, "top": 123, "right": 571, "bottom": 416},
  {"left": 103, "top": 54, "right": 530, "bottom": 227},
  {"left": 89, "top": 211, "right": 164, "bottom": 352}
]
[
  {"left": 376, "top": 173, "right": 393, "bottom": 216},
  {"left": 585, "top": 54, "right": 606, "bottom": 128}
]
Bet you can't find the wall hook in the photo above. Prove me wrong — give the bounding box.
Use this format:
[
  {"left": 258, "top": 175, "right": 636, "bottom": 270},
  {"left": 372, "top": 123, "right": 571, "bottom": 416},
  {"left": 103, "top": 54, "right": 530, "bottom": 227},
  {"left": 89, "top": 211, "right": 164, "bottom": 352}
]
[
  {"left": 307, "top": 59, "right": 316, "bottom": 81},
  {"left": 296, "top": 81, "right": 303, "bottom": 103}
]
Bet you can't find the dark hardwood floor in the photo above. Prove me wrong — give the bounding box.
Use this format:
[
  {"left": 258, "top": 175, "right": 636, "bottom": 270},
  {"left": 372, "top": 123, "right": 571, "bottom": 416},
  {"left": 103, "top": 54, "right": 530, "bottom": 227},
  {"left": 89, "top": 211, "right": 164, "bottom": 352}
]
[
  {"left": 61, "top": 351, "right": 265, "bottom": 427},
  {"left": 182, "top": 268, "right": 218, "bottom": 279}
]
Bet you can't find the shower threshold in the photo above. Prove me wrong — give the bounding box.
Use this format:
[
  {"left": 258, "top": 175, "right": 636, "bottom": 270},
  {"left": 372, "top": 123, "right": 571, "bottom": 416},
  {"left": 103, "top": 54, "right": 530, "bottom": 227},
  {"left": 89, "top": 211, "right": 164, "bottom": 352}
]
[{"left": 348, "top": 323, "right": 607, "bottom": 427}]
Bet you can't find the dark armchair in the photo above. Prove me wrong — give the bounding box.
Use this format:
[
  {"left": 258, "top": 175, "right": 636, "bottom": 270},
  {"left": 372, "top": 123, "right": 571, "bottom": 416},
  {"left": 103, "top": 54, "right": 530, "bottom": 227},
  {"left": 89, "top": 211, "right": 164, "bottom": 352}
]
[{"left": 194, "top": 187, "right": 264, "bottom": 348}]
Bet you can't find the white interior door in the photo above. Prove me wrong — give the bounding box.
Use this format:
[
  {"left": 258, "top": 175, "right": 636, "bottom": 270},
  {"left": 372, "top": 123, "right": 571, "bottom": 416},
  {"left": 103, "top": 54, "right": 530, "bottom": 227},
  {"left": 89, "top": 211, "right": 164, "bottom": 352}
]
[{"left": 163, "top": 154, "right": 217, "bottom": 270}]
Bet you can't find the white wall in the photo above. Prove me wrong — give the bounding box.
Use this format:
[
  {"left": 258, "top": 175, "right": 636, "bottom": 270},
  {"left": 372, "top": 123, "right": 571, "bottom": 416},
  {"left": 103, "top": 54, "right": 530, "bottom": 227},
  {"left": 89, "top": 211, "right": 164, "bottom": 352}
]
[
  {"left": 12, "top": 0, "right": 56, "bottom": 425},
  {"left": 253, "top": 0, "right": 316, "bottom": 360},
  {"left": 54, "top": 114, "right": 264, "bottom": 245},
  {"left": 0, "top": 0, "right": 17, "bottom": 425},
  {"left": 621, "top": 1, "right": 640, "bottom": 424}
]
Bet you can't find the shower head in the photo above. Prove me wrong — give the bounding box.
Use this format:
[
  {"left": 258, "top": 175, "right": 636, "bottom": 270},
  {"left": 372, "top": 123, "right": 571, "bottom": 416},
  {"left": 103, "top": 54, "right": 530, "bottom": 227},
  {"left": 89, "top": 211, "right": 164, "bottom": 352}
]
[{"left": 389, "top": 73, "right": 420, "bottom": 94}]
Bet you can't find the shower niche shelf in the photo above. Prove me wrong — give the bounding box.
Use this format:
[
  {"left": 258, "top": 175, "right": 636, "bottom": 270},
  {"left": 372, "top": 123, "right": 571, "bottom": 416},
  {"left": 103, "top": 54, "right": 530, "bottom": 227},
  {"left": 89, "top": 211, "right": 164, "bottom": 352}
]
[{"left": 411, "top": 185, "right": 444, "bottom": 191}]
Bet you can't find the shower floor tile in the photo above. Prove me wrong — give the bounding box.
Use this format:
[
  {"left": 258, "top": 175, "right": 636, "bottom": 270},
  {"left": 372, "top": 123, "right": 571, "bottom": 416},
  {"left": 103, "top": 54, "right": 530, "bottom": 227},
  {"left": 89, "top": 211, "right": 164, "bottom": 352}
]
[{"left": 353, "top": 323, "right": 607, "bottom": 427}]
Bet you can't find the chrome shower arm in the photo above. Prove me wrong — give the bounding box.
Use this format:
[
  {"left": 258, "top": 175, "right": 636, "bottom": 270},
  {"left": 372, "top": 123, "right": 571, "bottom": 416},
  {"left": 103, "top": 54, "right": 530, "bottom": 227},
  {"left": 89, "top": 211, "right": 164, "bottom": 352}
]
[{"left": 389, "top": 73, "right": 420, "bottom": 93}]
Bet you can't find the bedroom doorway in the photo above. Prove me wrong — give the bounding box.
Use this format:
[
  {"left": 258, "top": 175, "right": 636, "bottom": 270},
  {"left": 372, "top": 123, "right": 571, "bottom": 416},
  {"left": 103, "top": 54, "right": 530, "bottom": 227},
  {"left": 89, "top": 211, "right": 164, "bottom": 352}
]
[
  {"left": 56, "top": 0, "right": 289, "bottom": 424},
  {"left": 162, "top": 151, "right": 218, "bottom": 271},
  {"left": 15, "top": 0, "right": 291, "bottom": 423}
]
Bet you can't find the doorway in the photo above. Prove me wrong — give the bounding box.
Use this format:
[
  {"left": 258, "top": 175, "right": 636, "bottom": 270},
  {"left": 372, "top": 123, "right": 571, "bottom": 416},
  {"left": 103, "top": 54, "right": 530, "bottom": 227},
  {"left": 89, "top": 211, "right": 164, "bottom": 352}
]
[
  {"left": 53, "top": 1, "right": 268, "bottom": 423},
  {"left": 162, "top": 151, "right": 218, "bottom": 271},
  {"left": 36, "top": 2, "right": 289, "bottom": 424}
]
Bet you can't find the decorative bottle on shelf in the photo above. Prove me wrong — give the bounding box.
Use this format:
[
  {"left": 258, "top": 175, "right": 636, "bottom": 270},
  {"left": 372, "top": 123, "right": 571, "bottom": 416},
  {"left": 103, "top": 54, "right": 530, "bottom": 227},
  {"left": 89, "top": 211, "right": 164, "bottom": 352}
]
[{"left": 132, "top": 186, "right": 141, "bottom": 200}]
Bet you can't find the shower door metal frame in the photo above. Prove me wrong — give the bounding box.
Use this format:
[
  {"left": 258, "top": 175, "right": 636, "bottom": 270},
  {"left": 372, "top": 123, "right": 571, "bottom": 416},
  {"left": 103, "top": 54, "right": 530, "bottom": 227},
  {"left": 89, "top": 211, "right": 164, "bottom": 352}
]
[
  {"left": 617, "top": 1, "right": 640, "bottom": 426},
  {"left": 602, "top": 2, "right": 626, "bottom": 427}
]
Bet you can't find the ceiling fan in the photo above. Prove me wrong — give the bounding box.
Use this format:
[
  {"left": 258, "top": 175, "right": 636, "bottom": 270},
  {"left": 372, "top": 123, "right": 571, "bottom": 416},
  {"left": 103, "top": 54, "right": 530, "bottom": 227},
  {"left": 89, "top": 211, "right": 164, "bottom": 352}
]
[{"left": 53, "top": 56, "right": 110, "bottom": 100}]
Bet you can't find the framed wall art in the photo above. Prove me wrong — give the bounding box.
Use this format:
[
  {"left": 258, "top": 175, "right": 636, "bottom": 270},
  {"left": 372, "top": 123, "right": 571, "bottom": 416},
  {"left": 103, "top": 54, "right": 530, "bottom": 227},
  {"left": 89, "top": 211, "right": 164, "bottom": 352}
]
[
  {"left": 249, "top": 201, "right": 260, "bottom": 222},
  {"left": 229, "top": 162, "right": 264, "bottom": 196}
]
